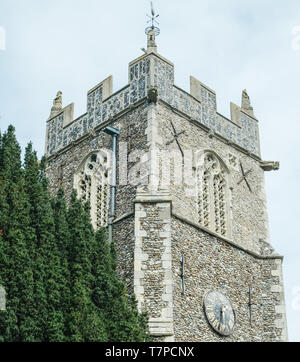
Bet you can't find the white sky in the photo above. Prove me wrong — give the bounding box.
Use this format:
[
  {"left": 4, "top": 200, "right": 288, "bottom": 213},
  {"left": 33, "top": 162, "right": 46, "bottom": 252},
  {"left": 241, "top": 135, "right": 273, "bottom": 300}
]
[{"left": 1, "top": 0, "right": 300, "bottom": 341}]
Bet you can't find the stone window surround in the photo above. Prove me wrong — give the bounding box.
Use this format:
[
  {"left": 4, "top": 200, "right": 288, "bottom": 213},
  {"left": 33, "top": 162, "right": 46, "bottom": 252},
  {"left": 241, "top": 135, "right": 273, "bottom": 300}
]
[
  {"left": 74, "top": 150, "right": 110, "bottom": 229},
  {"left": 196, "top": 150, "right": 232, "bottom": 239}
]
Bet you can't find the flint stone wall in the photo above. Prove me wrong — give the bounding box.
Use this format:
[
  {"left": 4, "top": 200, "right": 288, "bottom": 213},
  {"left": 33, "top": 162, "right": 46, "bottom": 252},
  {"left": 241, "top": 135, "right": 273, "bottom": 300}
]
[{"left": 171, "top": 217, "right": 286, "bottom": 342}]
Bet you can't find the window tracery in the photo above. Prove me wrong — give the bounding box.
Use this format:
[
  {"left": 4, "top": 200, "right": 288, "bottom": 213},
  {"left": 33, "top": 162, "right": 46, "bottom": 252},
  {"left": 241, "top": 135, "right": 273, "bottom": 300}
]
[
  {"left": 75, "top": 151, "right": 110, "bottom": 229},
  {"left": 197, "top": 152, "right": 229, "bottom": 237}
]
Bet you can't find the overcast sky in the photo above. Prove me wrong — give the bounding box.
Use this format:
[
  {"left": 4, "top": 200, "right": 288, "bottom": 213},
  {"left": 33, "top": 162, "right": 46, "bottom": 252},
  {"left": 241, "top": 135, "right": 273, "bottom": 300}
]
[{"left": 1, "top": 0, "right": 300, "bottom": 341}]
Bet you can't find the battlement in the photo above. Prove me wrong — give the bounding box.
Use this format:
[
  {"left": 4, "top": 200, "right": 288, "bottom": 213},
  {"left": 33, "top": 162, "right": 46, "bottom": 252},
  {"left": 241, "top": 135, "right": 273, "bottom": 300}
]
[{"left": 45, "top": 50, "right": 261, "bottom": 158}]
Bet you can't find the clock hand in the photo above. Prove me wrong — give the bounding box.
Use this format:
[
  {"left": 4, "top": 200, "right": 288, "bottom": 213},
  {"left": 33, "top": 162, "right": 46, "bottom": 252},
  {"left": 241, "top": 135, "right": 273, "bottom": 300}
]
[{"left": 218, "top": 307, "right": 223, "bottom": 331}]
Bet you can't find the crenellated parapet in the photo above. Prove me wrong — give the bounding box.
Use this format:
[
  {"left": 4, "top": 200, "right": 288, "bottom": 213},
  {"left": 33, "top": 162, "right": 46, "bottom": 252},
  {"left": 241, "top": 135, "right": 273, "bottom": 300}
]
[{"left": 45, "top": 49, "right": 261, "bottom": 159}]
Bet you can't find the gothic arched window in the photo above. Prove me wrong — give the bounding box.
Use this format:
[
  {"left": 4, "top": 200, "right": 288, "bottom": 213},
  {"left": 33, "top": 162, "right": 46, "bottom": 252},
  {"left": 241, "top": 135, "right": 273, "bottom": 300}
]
[
  {"left": 74, "top": 151, "right": 110, "bottom": 229},
  {"left": 197, "top": 152, "right": 230, "bottom": 237}
]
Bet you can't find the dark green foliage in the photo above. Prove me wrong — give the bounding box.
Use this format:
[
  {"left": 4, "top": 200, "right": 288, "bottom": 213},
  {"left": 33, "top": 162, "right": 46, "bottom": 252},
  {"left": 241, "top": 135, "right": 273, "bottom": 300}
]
[
  {"left": 0, "top": 126, "right": 35, "bottom": 341},
  {"left": 92, "top": 231, "right": 150, "bottom": 342},
  {"left": 0, "top": 126, "right": 150, "bottom": 342}
]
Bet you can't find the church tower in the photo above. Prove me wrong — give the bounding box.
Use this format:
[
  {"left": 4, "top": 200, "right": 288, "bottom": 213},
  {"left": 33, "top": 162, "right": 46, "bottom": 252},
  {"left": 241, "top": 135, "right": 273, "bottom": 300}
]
[{"left": 44, "top": 8, "right": 288, "bottom": 342}]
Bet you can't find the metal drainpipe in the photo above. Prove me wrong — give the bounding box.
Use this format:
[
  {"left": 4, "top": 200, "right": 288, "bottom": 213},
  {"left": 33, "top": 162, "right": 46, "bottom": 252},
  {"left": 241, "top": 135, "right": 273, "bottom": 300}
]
[{"left": 103, "top": 126, "right": 120, "bottom": 244}]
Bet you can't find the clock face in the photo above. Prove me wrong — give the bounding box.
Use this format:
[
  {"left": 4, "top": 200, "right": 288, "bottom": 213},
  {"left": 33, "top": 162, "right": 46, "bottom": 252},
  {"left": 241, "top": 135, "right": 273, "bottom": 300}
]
[{"left": 203, "top": 291, "right": 236, "bottom": 337}]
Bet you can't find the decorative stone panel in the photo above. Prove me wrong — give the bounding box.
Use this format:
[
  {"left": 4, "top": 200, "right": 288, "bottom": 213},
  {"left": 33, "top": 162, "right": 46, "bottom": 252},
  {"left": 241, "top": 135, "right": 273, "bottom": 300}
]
[{"left": 45, "top": 51, "right": 260, "bottom": 159}]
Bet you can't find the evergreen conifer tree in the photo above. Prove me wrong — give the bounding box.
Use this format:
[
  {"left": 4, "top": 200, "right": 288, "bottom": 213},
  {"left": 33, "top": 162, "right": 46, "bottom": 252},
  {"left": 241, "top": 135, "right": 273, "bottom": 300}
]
[
  {"left": 51, "top": 189, "right": 71, "bottom": 340},
  {"left": 24, "top": 143, "right": 65, "bottom": 341},
  {"left": 0, "top": 125, "right": 150, "bottom": 342},
  {"left": 66, "top": 191, "right": 106, "bottom": 341},
  {"left": 0, "top": 126, "right": 35, "bottom": 341},
  {"left": 92, "top": 230, "right": 150, "bottom": 342}
]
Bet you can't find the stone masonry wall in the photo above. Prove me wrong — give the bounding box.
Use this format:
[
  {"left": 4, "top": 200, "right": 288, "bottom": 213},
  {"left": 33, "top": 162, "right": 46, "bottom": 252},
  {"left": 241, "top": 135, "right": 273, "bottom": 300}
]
[
  {"left": 112, "top": 216, "right": 135, "bottom": 296},
  {"left": 46, "top": 101, "right": 149, "bottom": 216},
  {"left": 45, "top": 94, "right": 287, "bottom": 342},
  {"left": 155, "top": 102, "right": 269, "bottom": 255},
  {"left": 46, "top": 130, "right": 112, "bottom": 201},
  {"left": 171, "top": 216, "right": 287, "bottom": 342}
]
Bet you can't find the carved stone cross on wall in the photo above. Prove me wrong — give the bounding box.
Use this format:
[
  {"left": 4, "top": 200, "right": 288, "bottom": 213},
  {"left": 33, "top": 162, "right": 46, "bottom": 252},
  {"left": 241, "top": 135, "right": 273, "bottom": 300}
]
[{"left": 237, "top": 162, "right": 253, "bottom": 192}]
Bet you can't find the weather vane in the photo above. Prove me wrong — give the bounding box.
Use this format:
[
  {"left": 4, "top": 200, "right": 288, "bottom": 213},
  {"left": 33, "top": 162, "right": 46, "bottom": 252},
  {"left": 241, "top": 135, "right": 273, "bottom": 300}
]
[{"left": 145, "top": 1, "right": 160, "bottom": 36}]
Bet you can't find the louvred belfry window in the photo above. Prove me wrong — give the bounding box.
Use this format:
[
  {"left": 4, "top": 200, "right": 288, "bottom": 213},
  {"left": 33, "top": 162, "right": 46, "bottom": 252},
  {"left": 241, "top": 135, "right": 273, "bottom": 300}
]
[
  {"left": 197, "top": 152, "right": 229, "bottom": 237},
  {"left": 74, "top": 151, "right": 110, "bottom": 229}
]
